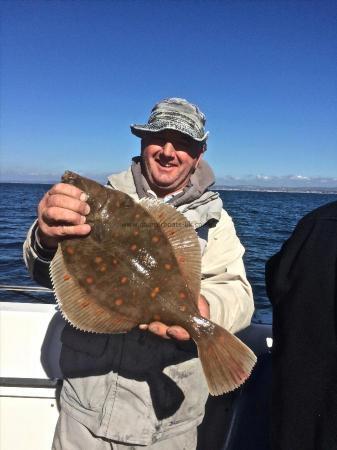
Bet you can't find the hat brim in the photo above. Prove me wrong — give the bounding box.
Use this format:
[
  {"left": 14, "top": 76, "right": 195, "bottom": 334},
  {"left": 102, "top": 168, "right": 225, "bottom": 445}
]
[{"left": 130, "top": 123, "right": 209, "bottom": 143}]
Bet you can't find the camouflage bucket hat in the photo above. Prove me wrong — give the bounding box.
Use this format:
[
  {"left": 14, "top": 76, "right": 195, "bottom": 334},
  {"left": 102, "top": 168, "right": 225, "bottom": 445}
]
[{"left": 130, "top": 97, "right": 209, "bottom": 143}]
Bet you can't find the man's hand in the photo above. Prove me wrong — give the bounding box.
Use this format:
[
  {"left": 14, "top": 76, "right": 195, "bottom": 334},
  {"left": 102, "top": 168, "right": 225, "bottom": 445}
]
[
  {"left": 37, "top": 183, "right": 91, "bottom": 248},
  {"left": 140, "top": 295, "right": 210, "bottom": 341}
]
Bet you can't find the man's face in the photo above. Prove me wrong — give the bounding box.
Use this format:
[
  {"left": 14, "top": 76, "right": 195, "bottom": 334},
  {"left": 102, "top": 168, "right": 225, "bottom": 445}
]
[{"left": 141, "top": 130, "right": 204, "bottom": 197}]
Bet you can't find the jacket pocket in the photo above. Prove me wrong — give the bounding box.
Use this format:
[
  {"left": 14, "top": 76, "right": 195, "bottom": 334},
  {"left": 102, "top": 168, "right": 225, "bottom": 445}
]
[
  {"left": 62, "top": 370, "right": 117, "bottom": 413},
  {"left": 158, "top": 358, "right": 209, "bottom": 430}
]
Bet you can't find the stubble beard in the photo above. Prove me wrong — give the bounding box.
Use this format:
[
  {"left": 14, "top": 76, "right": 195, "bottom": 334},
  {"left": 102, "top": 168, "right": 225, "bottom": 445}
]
[{"left": 142, "top": 158, "right": 195, "bottom": 196}]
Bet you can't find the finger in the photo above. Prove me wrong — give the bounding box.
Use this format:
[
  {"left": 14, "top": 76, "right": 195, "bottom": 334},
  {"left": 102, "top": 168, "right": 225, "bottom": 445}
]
[
  {"left": 49, "top": 183, "right": 88, "bottom": 202},
  {"left": 166, "top": 326, "right": 190, "bottom": 341},
  {"left": 55, "top": 223, "right": 91, "bottom": 237},
  {"left": 148, "top": 321, "right": 171, "bottom": 339},
  {"left": 43, "top": 207, "right": 87, "bottom": 226},
  {"left": 40, "top": 223, "right": 91, "bottom": 238},
  {"left": 47, "top": 194, "right": 90, "bottom": 216},
  {"left": 198, "top": 295, "right": 210, "bottom": 319}
]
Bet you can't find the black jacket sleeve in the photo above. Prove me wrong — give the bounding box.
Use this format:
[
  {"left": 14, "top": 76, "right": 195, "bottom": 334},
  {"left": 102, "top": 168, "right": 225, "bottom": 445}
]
[{"left": 266, "top": 201, "right": 337, "bottom": 450}]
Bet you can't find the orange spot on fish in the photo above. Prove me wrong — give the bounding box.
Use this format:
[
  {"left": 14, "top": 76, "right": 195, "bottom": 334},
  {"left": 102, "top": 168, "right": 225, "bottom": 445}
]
[
  {"left": 66, "top": 246, "right": 75, "bottom": 255},
  {"left": 153, "top": 314, "right": 161, "bottom": 321},
  {"left": 130, "top": 244, "right": 138, "bottom": 252},
  {"left": 218, "top": 335, "right": 226, "bottom": 345},
  {"left": 179, "top": 305, "right": 187, "bottom": 312},
  {"left": 120, "top": 276, "right": 128, "bottom": 285},
  {"left": 99, "top": 264, "right": 107, "bottom": 272},
  {"left": 95, "top": 256, "right": 103, "bottom": 264},
  {"left": 133, "top": 229, "right": 139, "bottom": 236},
  {"left": 179, "top": 291, "right": 187, "bottom": 300},
  {"left": 135, "top": 213, "right": 141, "bottom": 219},
  {"left": 86, "top": 276, "right": 94, "bottom": 285},
  {"left": 164, "top": 263, "right": 172, "bottom": 271},
  {"left": 150, "top": 286, "right": 160, "bottom": 299},
  {"left": 152, "top": 236, "right": 160, "bottom": 244},
  {"left": 112, "top": 259, "right": 118, "bottom": 265},
  {"left": 114, "top": 298, "right": 123, "bottom": 306},
  {"left": 63, "top": 274, "right": 71, "bottom": 281}
]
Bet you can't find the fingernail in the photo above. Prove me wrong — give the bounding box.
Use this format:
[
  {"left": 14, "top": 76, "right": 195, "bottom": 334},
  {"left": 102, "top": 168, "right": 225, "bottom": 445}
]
[
  {"left": 167, "top": 328, "right": 178, "bottom": 337},
  {"left": 80, "top": 192, "right": 88, "bottom": 202},
  {"left": 80, "top": 215, "right": 86, "bottom": 224},
  {"left": 149, "top": 325, "right": 159, "bottom": 333},
  {"left": 83, "top": 224, "right": 91, "bottom": 233},
  {"left": 139, "top": 324, "right": 148, "bottom": 330},
  {"left": 84, "top": 204, "right": 90, "bottom": 215}
]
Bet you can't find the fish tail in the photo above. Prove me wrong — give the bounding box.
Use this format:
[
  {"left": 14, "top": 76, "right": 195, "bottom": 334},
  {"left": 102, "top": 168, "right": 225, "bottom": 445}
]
[{"left": 194, "top": 321, "right": 257, "bottom": 395}]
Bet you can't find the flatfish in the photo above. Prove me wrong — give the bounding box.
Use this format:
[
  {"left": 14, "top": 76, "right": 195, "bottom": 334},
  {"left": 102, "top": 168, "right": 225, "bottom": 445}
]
[{"left": 50, "top": 171, "right": 256, "bottom": 395}]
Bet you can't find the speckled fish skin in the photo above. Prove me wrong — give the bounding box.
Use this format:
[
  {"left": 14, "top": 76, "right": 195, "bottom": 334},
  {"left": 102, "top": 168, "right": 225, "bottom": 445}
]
[
  {"left": 51, "top": 171, "right": 257, "bottom": 396},
  {"left": 58, "top": 171, "right": 201, "bottom": 328}
]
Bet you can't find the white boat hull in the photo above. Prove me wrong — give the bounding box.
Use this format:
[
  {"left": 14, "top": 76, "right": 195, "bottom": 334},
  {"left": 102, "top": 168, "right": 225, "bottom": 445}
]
[{"left": 0, "top": 302, "right": 63, "bottom": 450}]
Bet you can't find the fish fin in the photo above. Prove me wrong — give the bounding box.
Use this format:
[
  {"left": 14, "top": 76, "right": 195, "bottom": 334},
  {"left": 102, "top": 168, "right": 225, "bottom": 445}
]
[
  {"left": 194, "top": 321, "right": 257, "bottom": 395},
  {"left": 139, "top": 198, "right": 201, "bottom": 303},
  {"left": 50, "top": 246, "right": 138, "bottom": 333}
]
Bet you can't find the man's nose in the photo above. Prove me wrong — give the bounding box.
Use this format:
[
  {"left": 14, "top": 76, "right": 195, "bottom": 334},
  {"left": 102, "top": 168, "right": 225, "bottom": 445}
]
[{"left": 162, "top": 142, "right": 175, "bottom": 157}]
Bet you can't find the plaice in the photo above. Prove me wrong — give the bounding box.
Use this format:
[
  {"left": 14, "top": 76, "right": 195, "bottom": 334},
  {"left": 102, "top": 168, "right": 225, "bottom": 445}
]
[{"left": 50, "top": 171, "right": 257, "bottom": 395}]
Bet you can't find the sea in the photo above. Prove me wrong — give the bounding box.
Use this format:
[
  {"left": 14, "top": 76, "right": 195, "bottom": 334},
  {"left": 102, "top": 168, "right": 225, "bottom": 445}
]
[{"left": 1, "top": 182, "right": 336, "bottom": 324}]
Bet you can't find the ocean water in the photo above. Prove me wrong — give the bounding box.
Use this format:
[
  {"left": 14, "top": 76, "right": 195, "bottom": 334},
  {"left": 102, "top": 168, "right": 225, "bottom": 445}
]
[{"left": 1, "top": 183, "right": 336, "bottom": 324}]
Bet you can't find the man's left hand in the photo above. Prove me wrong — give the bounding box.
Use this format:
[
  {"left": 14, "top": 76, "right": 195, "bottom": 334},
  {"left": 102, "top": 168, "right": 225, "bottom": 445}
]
[{"left": 139, "top": 295, "right": 210, "bottom": 341}]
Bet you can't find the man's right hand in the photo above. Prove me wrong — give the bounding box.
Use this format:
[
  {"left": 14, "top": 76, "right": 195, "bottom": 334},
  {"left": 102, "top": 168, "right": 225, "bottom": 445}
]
[{"left": 37, "top": 183, "right": 91, "bottom": 249}]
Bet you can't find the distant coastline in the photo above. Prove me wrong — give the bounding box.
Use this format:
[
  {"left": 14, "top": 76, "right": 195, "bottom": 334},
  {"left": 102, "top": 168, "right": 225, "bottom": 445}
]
[
  {"left": 213, "top": 185, "right": 337, "bottom": 195},
  {"left": 1, "top": 180, "right": 337, "bottom": 195}
]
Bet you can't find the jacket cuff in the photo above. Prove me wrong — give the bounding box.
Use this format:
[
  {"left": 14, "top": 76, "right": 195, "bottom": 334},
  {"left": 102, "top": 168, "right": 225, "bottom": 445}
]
[{"left": 31, "top": 221, "right": 57, "bottom": 262}]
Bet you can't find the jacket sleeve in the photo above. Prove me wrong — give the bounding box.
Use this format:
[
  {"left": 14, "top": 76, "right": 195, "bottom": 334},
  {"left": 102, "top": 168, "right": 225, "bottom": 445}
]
[
  {"left": 200, "top": 210, "right": 254, "bottom": 333},
  {"left": 23, "top": 220, "right": 56, "bottom": 289},
  {"left": 265, "top": 216, "right": 314, "bottom": 306}
]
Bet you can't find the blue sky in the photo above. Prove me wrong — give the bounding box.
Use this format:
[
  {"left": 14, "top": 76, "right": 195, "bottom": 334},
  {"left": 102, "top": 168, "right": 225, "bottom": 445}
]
[{"left": 1, "top": 0, "right": 336, "bottom": 186}]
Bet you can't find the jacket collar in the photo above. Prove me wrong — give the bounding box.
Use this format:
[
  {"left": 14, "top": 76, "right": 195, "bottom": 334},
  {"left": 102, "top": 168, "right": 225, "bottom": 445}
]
[{"left": 130, "top": 156, "right": 216, "bottom": 207}]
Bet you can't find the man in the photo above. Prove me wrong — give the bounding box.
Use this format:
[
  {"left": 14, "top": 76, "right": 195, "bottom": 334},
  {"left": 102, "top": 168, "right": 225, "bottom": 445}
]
[
  {"left": 266, "top": 200, "right": 337, "bottom": 450},
  {"left": 24, "top": 98, "right": 254, "bottom": 449}
]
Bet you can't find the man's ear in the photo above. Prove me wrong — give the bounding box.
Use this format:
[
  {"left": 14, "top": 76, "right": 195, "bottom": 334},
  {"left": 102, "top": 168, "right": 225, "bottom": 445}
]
[{"left": 195, "top": 149, "right": 204, "bottom": 168}]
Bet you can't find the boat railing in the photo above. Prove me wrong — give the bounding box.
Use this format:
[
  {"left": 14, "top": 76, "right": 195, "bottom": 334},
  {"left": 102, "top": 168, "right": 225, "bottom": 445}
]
[{"left": 0, "top": 284, "right": 52, "bottom": 292}]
